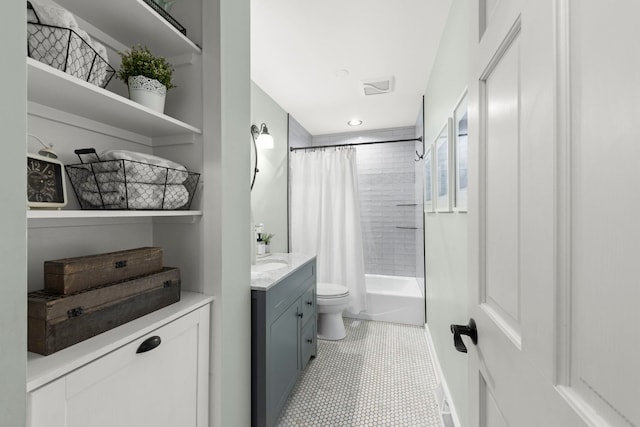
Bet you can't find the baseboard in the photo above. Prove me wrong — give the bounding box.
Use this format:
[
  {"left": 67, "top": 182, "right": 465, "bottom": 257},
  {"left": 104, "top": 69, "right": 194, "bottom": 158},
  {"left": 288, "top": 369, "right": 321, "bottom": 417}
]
[{"left": 424, "top": 324, "right": 462, "bottom": 427}]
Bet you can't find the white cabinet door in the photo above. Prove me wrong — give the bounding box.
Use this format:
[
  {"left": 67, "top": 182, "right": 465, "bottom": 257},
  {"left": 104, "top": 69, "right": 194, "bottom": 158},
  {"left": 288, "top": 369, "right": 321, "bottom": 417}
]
[
  {"left": 27, "top": 378, "right": 66, "bottom": 427},
  {"left": 65, "top": 309, "right": 203, "bottom": 427},
  {"left": 28, "top": 305, "right": 210, "bottom": 427}
]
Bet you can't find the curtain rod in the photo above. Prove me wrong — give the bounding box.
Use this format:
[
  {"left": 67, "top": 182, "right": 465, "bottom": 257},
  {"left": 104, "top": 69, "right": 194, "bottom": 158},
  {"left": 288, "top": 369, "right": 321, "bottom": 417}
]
[{"left": 289, "top": 137, "right": 422, "bottom": 152}]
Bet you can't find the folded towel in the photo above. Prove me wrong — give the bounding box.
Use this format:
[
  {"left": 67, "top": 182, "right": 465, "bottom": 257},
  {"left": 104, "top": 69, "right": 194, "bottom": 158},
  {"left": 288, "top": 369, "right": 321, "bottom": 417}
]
[
  {"left": 100, "top": 150, "right": 187, "bottom": 171},
  {"left": 29, "top": 1, "right": 79, "bottom": 30},
  {"left": 88, "top": 163, "right": 188, "bottom": 185},
  {"left": 91, "top": 150, "right": 189, "bottom": 184},
  {"left": 79, "top": 182, "right": 190, "bottom": 210}
]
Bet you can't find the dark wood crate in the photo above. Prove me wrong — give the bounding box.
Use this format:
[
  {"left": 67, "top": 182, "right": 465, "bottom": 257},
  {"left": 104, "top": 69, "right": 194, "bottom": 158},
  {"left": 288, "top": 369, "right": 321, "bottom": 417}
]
[
  {"left": 44, "top": 247, "right": 163, "bottom": 294},
  {"left": 28, "top": 268, "right": 181, "bottom": 356}
]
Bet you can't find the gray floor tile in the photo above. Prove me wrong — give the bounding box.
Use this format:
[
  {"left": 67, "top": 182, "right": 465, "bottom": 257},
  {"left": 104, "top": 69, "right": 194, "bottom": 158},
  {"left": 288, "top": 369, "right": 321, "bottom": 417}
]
[{"left": 277, "top": 319, "right": 442, "bottom": 426}]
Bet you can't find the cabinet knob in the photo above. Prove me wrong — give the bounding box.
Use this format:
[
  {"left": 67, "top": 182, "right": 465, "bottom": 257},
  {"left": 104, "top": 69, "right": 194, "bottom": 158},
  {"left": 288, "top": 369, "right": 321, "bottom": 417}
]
[
  {"left": 306, "top": 301, "right": 313, "bottom": 306},
  {"left": 297, "top": 312, "right": 304, "bottom": 318},
  {"left": 136, "top": 335, "right": 162, "bottom": 354},
  {"left": 306, "top": 338, "right": 313, "bottom": 344}
]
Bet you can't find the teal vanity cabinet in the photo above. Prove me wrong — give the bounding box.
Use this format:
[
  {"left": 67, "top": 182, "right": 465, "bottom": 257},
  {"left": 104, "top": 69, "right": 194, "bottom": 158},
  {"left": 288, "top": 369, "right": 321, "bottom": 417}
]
[{"left": 251, "top": 256, "right": 317, "bottom": 427}]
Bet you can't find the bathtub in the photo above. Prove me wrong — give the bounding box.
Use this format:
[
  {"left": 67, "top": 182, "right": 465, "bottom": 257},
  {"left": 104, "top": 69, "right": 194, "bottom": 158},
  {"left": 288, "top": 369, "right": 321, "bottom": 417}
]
[{"left": 345, "top": 274, "right": 425, "bottom": 326}]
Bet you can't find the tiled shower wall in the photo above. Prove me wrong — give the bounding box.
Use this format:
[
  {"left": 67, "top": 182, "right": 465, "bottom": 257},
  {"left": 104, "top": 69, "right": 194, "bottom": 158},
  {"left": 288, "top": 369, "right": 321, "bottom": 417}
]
[{"left": 312, "top": 127, "right": 421, "bottom": 277}]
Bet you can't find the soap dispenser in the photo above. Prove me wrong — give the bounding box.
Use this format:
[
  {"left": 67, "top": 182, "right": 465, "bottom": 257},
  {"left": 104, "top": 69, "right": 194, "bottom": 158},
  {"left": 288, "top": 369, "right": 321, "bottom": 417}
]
[{"left": 255, "top": 223, "right": 266, "bottom": 256}]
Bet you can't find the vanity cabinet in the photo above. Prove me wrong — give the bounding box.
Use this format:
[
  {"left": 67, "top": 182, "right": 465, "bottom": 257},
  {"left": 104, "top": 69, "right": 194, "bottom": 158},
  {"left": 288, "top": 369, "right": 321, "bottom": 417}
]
[
  {"left": 28, "top": 296, "right": 211, "bottom": 427},
  {"left": 251, "top": 257, "right": 317, "bottom": 427}
]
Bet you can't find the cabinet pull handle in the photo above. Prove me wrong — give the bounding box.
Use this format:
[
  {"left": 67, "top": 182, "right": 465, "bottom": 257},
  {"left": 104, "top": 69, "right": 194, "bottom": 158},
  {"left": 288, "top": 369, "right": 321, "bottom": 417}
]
[
  {"left": 306, "top": 301, "right": 313, "bottom": 306},
  {"left": 136, "top": 336, "right": 162, "bottom": 354},
  {"left": 306, "top": 338, "right": 313, "bottom": 344},
  {"left": 297, "top": 312, "right": 304, "bottom": 318}
]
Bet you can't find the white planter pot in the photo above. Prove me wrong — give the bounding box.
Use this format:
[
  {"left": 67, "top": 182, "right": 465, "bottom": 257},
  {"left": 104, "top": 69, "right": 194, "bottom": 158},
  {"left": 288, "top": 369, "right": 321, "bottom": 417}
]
[{"left": 128, "top": 75, "right": 167, "bottom": 113}]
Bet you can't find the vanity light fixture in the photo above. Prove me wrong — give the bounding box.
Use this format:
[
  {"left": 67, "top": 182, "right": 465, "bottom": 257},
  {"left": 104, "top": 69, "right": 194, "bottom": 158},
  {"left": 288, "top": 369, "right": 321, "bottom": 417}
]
[
  {"left": 251, "top": 123, "right": 274, "bottom": 149},
  {"left": 250, "top": 123, "right": 274, "bottom": 190},
  {"left": 347, "top": 119, "right": 363, "bottom": 127}
]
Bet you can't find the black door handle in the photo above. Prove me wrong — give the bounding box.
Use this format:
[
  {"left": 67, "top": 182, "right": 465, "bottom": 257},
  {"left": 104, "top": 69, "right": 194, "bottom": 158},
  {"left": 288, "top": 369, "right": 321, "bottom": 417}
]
[
  {"left": 136, "top": 335, "right": 162, "bottom": 354},
  {"left": 450, "top": 319, "right": 478, "bottom": 353}
]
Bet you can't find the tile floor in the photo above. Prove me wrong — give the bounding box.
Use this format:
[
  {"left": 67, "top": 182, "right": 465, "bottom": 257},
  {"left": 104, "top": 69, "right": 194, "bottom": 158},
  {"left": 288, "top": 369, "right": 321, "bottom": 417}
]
[{"left": 277, "top": 318, "right": 442, "bottom": 426}]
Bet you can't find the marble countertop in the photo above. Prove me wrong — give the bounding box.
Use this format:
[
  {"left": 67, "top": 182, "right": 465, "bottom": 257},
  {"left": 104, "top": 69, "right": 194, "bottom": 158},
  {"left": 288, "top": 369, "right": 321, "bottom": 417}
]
[{"left": 250, "top": 252, "right": 316, "bottom": 291}]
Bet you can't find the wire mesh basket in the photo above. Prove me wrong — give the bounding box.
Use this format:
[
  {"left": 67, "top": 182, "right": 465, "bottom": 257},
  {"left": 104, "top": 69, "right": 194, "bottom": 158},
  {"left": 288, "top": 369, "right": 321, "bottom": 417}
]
[
  {"left": 142, "top": 0, "right": 187, "bottom": 36},
  {"left": 27, "top": 1, "right": 115, "bottom": 89},
  {"left": 66, "top": 149, "right": 200, "bottom": 210}
]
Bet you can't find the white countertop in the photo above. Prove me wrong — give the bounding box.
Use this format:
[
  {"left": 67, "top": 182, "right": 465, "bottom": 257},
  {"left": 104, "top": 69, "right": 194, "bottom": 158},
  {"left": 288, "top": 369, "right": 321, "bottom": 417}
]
[{"left": 250, "top": 252, "right": 316, "bottom": 291}]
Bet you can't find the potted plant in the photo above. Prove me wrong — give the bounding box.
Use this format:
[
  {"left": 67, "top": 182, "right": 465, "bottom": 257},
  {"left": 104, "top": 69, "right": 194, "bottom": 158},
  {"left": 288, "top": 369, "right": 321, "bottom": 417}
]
[
  {"left": 117, "top": 44, "right": 175, "bottom": 113},
  {"left": 262, "top": 233, "right": 274, "bottom": 254}
]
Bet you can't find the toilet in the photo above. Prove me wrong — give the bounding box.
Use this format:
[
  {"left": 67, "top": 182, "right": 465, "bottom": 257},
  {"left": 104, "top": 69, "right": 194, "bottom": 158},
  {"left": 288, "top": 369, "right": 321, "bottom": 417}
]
[{"left": 316, "top": 282, "right": 350, "bottom": 340}]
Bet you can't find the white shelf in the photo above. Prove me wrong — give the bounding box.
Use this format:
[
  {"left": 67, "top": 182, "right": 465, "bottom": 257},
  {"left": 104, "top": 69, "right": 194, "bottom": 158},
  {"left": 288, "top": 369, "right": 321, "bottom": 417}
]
[
  {"left": 27, "top": 292, "right": 214, "bottom": 392},
  {"left": 27, "top": 210, "right": 202, "bottom": 219},
  {"left": 27, "top": 58, "right": 201, "bottom": 139},
  {"left": 27, "top": 209, "right": 203, "bottom": 228},
  {"left": 55, "top": 0, "right": 201, "bottom": 57}
]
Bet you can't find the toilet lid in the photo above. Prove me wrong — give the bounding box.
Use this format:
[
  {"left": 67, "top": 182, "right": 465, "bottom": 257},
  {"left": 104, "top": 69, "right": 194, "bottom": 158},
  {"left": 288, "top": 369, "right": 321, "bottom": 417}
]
[{"left": 317, "top": 282, "right": 349, "bottom": 298}]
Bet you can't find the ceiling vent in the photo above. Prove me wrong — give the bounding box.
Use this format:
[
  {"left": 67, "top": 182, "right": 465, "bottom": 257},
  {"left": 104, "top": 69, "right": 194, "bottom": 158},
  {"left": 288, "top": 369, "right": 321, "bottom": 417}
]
[{"left": 361, "top": 76, "right": 395, "bottom": 96}]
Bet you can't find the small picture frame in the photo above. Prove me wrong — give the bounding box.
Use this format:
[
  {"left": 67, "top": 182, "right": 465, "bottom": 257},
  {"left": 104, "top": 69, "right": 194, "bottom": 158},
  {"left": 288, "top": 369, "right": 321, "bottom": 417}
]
[
  {"left": 435, "top": 119, "right": 453, "bottom": 212},
  {"left": 424, "top": 144, "right": 434, "bottom": 212},
  {"left": 453, "top": 89, "right": 468, "bottom": 211}
]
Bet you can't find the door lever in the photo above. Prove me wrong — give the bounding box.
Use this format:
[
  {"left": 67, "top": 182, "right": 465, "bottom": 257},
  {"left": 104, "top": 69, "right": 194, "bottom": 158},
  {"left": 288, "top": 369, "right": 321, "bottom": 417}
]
[{"left": 450, "top": 319, "right": 478, "bottom": 353}]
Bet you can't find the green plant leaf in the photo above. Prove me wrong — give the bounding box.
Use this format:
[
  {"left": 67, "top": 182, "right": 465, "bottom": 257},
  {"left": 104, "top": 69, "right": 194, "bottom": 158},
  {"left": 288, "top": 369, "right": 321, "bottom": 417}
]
[{"left": 116, "top": 44, "right": 175, "bottom": 90}]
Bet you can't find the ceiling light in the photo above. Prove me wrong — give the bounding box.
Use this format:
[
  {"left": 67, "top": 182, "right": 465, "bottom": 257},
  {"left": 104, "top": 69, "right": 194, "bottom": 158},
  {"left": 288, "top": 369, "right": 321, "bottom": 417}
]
[{"left": 348, "top": 119, "right": 363, "bottom": 126}]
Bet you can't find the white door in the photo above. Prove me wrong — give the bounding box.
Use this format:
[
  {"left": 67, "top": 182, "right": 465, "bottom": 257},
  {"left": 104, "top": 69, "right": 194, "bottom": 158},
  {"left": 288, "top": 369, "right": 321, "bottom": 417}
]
[{"left": 464, "top": 0, "right": 640, "bottom": 426}]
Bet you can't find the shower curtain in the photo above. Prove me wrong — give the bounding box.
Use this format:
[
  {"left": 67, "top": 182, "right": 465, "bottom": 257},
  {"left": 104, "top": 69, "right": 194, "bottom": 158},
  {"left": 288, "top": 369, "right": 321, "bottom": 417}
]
[{"left": 290, "top": 147, "right": 367, "bottom": 314}]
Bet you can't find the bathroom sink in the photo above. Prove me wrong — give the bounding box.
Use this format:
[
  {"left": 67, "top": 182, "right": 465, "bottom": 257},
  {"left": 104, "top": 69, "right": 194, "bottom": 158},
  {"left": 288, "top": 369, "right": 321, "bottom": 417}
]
[{"left": 252, "top": 259, "right": 288, "bottom": 273}]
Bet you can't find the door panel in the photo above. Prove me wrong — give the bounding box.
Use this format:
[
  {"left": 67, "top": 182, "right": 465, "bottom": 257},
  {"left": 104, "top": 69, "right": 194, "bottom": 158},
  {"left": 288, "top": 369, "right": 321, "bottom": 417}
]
[
  {"left": 482, "top": 29, "right": 521, "bottom": 339},
  {"left": 479, "top": 375, "right": 508, "bottom": 427}
]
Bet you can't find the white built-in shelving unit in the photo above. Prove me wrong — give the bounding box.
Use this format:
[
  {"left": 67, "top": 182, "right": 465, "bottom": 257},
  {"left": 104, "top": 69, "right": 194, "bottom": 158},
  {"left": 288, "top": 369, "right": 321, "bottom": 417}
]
[{"left": 25, "top": 0, "right": 212, "bottom": 415}]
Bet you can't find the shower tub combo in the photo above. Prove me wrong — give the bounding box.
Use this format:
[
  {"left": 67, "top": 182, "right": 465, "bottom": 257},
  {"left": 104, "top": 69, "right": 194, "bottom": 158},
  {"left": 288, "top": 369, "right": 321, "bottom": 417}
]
[{"left": 346, "top": 274, "right": 424, "bottom": 326}]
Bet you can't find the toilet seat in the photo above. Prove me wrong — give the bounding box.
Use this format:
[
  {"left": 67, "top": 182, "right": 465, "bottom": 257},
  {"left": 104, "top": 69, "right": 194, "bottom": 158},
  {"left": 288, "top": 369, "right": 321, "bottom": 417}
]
[{"left": 317, "top": 282, "right": 349, "bottom": 299}]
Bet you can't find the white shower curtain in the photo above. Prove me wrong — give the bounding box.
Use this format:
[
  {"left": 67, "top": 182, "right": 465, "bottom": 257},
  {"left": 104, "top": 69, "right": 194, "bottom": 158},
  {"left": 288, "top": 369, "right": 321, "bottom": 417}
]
[{"left": 290, "top": 147, "right": 367, "bottom": 314}]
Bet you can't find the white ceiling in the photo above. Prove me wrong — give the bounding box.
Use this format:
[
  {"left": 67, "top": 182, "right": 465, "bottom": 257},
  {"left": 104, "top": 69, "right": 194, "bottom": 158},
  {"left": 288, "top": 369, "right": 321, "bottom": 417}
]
[{"left": 250, "top": 0, "right": 453, "bottom": 136}]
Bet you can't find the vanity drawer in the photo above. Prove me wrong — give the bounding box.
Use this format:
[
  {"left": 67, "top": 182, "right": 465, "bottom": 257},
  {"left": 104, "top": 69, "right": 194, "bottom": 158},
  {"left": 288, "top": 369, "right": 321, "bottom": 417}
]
[
  {"left": 267, "top": 261, "right": 315, "bottom": 320},
  {"left": 300, "top": 320, "right": 316, "bottom": 369},
  {"left": 300, "top": 285, "right": 316, "bottom": 323}
]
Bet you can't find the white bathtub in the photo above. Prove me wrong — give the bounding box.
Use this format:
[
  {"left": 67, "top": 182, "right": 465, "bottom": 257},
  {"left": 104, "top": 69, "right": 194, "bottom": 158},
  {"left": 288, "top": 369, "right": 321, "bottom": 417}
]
[{"left": 345, "top": 274, "right": 425, "bottom": 326}]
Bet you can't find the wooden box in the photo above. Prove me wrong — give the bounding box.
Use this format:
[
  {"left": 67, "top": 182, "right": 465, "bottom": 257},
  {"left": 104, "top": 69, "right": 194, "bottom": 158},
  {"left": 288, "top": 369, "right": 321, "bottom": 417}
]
[
  {"left": 44, "top": 247, "right": 163, "bottom": 294},
  {"left": 28, "top": 267, "right": 181, "bottom": 356}
]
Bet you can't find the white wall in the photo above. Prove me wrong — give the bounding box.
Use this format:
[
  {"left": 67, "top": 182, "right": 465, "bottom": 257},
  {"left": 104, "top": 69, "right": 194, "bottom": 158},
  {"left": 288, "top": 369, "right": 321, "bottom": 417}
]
[
  {"left": 205, "top": 0, "right": 252, "bottom": 425},
  {"left": 288, "top": 115, "right": 312, "bottom": 149},
  {"left": 0, "top": 1, "right": 27, "bottom": 424},
  {"left": 251, "top": 82, "right": 289, "bottom": 253},
  {"left": 423, "top": 1, "right": 469, "bottom": 426}
]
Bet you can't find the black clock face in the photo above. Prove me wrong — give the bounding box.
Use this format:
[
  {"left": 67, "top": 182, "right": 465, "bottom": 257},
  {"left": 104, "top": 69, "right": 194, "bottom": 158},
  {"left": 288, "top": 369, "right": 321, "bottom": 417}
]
[{"left": 27, "top": 157, "right": 64, "bottom": 203}]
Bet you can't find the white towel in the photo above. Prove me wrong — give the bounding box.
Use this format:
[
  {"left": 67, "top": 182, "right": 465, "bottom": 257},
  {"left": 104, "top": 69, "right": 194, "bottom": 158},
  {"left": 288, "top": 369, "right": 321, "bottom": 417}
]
[
  {"left": 79, "top": 182, "right": 190, "bottom": 210},
  {"left": 93, "top": 150, "right": 189, "bottom": 184},
  {"left": 29, "top": 1, "right": 79, "bottom": 31}
]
